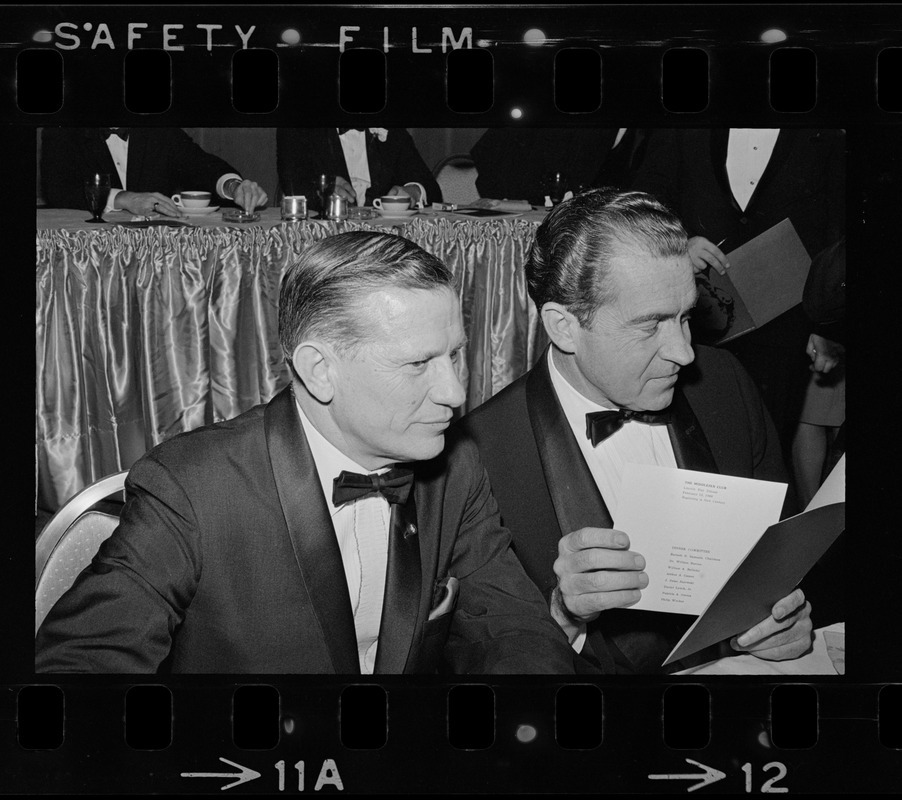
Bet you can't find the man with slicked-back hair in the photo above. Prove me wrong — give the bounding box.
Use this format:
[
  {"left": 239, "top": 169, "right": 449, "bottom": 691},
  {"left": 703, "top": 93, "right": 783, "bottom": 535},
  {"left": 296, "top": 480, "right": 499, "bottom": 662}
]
[
  {"left": 458, "top": 190, "right": 815, "bottom": 674},
  {"left": 37, "top": 231, "right": 578, "bottom": 675}
]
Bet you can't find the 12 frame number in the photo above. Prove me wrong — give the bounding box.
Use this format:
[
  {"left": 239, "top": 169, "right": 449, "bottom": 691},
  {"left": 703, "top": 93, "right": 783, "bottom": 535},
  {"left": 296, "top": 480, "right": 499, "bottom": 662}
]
[{"left": 742, "top": 762, "right": 788, "bottom": 793}]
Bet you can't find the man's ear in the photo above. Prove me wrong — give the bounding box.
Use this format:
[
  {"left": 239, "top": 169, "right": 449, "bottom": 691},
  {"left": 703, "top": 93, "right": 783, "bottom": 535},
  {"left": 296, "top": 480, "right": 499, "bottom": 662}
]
[
  {"left": 291, "top": 342, "right": 335, "bottom": 403},
  {"left": 541, "top": 303, "right": 580, "bottom": 354}
]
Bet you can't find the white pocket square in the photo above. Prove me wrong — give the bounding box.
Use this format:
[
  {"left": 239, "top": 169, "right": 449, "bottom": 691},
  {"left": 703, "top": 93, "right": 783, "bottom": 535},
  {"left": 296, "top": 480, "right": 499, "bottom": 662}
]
[{"left": 428, "top": 576, "right": 459, "bottom": 621}]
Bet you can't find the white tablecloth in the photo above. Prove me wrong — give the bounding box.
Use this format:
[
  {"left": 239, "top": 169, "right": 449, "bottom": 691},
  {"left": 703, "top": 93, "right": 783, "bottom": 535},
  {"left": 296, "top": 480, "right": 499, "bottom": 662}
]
[{"left": 676, "top": 623, "right": 845, "bottom": 675}]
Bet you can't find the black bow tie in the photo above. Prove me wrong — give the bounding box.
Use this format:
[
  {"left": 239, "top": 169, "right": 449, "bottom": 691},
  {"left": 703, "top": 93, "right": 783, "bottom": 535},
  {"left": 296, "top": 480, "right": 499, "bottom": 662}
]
[
  {"left": 585, "top": 408, "right": 672, "bottom": 447},
  {"left": 338, "top": 127, "right": 366, "bottom": 136},
  {"left": 332, "top": 468, "right": 414, "bottom": 506},
  {"left": 105, "top": 127, "right": 129, "bottom": 141}
]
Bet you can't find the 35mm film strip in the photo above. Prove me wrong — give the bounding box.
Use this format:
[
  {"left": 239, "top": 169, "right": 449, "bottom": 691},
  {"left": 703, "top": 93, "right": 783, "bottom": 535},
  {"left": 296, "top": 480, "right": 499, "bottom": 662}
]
[{"left": 5, "top": 2, "right": 901, "bottom": 795}]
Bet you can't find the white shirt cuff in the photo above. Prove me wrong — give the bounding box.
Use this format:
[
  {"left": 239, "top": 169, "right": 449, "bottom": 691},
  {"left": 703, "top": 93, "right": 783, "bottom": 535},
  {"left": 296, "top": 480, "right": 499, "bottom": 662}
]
[
  {"left": 551, "top": 586, "right": 587, "bottom": 651},
  {"left": 403, "top": 181, "right": 427, "bottom": 208},
  {"left": 105, "top": 187, "right": 122, "bottom": 213},
  {"left": 216, "top": 173, "right": 243, "bottom": 201}
]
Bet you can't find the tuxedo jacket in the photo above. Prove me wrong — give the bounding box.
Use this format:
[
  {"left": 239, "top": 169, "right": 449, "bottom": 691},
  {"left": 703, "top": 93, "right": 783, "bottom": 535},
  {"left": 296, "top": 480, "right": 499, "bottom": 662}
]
[
  {"left": 457, "top": 345, "right": 791, "bottom": 674},
  {"left": 630, "top": 128, "right": 845, "bottom": 261},
  {"left": 41, "top": 127, "right": 241, "bottom": 210},
  {"left": 276, "top": 128, "right": 442, "bottom": 210},
  {"left": 630, "top": 129, "right": 845, "bottom": 440},
  {"left": 35, "top": 387, "right": 577, "bottom": 674},
  {"left": 470, "top": 128, "right": 648, "bottom": 205},
  {"left": 630, "top": 128, "right": 844, "bottom": 341}
]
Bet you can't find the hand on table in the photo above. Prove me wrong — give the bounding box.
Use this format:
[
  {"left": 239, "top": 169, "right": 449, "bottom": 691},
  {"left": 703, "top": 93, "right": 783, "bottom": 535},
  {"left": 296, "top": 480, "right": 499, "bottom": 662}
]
[
  {"left": 806, "top": 333, "right": 845, "bottom": 374},
  {"left": 388, "top": 184, "right": 422, "bottom": 206},
  {"left": 688, "top": 236, "right": 730, "bottom": 275},
  {"left": 551, "top": 528, "right": 648, "bottom": 636},
  {"left": 730, "top": 588, "right": 813, "bottom": 661},
  {"left": 114, "top": 191, "right": 184, "bottom": 217},
  {"left": 230, "top": 180, "right": 269, "bottom": 214},
  {"left": 328, "top": 176, "right": 357, "bottom": 205}
]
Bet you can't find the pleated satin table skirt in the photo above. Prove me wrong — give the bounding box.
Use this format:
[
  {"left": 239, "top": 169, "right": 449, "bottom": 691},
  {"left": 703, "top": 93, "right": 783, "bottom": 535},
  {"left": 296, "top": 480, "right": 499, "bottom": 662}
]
[{"left": 36, "top": 207, "right": 548, "bottom": 510}]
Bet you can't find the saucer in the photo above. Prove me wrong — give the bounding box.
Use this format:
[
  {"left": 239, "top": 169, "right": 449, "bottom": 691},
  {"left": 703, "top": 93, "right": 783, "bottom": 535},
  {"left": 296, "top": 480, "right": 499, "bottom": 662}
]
[
  {"left": 376, "top": 208, "right": 417, "bottom": 218},
  {"left": 179, "top": 206, "right": 220, "bottom": 216}
]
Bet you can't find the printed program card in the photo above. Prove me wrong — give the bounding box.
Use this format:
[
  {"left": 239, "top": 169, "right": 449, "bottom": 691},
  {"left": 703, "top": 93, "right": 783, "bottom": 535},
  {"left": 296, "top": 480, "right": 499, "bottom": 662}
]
[
  {"left": 664, "top": 456, "right": 845, "bottom": 666},
  {"left": 614, "top": 464, "right": 787, "bottom": 616}
]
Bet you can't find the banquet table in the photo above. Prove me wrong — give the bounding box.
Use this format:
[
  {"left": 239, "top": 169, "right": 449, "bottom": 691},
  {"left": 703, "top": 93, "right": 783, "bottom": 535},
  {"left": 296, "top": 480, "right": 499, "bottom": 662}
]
[
  {"left": 675, "top": 623, "right": 845, "bottom": 676},
  {"left": 36, "top": 206, "right": 550, "bottom": 511}
]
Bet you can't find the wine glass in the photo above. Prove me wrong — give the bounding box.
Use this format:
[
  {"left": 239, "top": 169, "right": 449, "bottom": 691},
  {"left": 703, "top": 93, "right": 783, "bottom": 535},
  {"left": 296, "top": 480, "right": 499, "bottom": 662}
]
[
  {"left": 540, "top": 170, "right": 570, "bottom": 206},
  {"left": 314, "top": 173, "right": 335, "bottom": 214},
  {"left": 83, "top": 173, "right": 111, "bottom": 223}
]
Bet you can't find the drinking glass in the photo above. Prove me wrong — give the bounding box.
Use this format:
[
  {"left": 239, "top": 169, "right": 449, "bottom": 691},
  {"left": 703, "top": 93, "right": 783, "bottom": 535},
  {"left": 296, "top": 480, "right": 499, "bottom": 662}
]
[
  {"left": 540, "top": 170, "right": 570, "bottom": 206},
  {"left": 314, "top": 174, "right": 336, "bottom": 214},
  {"left": 83, "top": 173, "right": 111, "bottom": 223}
]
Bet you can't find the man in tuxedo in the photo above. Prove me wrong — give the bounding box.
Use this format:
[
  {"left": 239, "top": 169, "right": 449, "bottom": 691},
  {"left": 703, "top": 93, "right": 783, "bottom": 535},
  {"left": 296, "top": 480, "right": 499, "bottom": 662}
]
[
  {"left": 35, "top": 231, "right": 577, "bottom": 675},
  {"left": 458, "top": 190, "right": 814, "bottom": 674},
  {"left": 41, "top": 127, "right": 268, "bottom": 216},
  {"left": 630, "top": 128, "right": 845, "bottom": 452},
  {"left": 277, "top": 127, "right": 441, "bottom": 212},
  {"left": 470, "top": 128, "right": 647, "bottom": 205}
]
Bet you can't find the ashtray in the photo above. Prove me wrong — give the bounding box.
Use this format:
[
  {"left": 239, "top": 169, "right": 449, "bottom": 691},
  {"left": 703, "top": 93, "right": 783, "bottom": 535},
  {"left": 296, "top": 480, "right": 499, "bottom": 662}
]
[
  {"left": 222, "top": 209, "right": 261, "bottom": 223},
  {"left": 347, "top": 206, "right": 377, "bottom": 220}
]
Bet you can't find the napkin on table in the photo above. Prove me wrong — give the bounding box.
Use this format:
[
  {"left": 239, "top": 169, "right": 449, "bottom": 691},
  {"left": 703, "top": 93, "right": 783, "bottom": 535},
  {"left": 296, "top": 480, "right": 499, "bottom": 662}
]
[{"left": 469, "top": 198, "right": 533, "bottom": 212}]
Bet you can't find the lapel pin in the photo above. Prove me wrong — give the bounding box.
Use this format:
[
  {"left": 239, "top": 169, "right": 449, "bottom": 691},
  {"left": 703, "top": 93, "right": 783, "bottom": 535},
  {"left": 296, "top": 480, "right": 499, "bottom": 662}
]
[{"left": 404, "top": 523, "right": 417, "bottom": 538}]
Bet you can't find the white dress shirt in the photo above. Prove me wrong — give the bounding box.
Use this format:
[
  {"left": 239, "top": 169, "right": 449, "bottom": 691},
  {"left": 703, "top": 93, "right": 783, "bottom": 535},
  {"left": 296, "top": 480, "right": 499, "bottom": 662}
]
[
  {"left": 726, "top": 128, "right": 780, "bottom": 211},
  {"left": 547, "top": 349, "right": 678, "bottom": 653},
  {"left": 295, "top": 399, "right": 391, "bottom": 674},
  {"left": 103, "top": 131, "right": 129, "bottom": 211},
  {"left": 102, "top": 129, "right": 241, "bottom": 212},
  {"left": 337, "top": 129, "right": 373, "bottom": 208},
  {"left": 336, "top": 128, "right": 427, "bottom": 207},
  {"left": 547, "top": 348, "right": 678, "bottom": 523}
]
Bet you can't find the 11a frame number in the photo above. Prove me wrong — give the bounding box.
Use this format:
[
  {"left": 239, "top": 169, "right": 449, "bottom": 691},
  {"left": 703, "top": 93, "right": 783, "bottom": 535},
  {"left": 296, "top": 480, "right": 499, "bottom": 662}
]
[{"left": 274, "top": 760, "right": 343, "bottom": 792}]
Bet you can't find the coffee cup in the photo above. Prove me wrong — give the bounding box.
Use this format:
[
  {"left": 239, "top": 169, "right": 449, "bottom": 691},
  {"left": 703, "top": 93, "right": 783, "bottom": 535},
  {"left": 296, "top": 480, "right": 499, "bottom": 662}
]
[
  {"left": 373, "top": 195, "right": 412, "bottom": 214},
  {"left": 172, "top": 191, "right": 212, "bottom": 209}
]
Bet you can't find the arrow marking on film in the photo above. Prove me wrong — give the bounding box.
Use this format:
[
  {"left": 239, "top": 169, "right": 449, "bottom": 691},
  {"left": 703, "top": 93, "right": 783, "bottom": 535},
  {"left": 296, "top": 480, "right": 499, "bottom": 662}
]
[
  {"left": 181, "top": 756, "right": 261, "bottom": 790},
  {"left": 648, "top": 758, "right": 726, "bottom": 792}
]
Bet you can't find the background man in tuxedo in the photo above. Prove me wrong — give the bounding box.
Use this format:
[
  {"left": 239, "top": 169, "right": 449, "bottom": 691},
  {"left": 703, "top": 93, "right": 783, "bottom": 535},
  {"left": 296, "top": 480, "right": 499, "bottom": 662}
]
[
  {"left": 36, "top": 231, "right": 577, "bottom": 675},
  {"left": 276, "top": 127, "right": 441, "bottom": 212},
  {"left": 459, "top": 190, "right": 814, "bottom": 673},
  {"left": 630, "top": 128, "right": 845, "bottom": 454},
  {"left": 41, "top": 126, "right": 268, "bottom": 216},
  {"left": 470, "top": 127, "right": 646, "bottom": 205}
]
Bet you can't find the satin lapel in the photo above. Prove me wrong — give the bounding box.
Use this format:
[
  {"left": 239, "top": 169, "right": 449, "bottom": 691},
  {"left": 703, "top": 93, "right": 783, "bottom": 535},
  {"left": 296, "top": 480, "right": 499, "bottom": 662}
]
[
  {"left": 666, "top": 385, "right": 720, "bottom": 473},
  {"left": 85, "top": 130, "right": 123, "bottom": 189},
  {"left": 374, "top": 491, "right": 422, "bottom": 674},
  {"left": 709, "top": 128, "right": 742, "bottom": 213},
  {"left": 126, "top": 130, "right": 149, "bottom": 193},
  {"left": 525, "top": 350, "right": 614, "bottom": 534},
  {"left": 264, "top": 387, "right": 359, "bottom": 674},
  {"left": 601, "top": 127, "right": 632, "bottom": 173},
  {"left": 327, "top": 129, "right": 353, "bottom": 184},
  {"left": 365, "top": 135, "right": 389, "bottom": 201},
  {"left": 745, "top": 129, "right": 798, "bottom": 212}
]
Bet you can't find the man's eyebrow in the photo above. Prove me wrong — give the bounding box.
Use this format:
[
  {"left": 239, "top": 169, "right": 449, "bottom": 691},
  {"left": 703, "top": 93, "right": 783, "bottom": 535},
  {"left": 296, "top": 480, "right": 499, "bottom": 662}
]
[
  {"left": 408, "top": 335, "right": 469, "bottom": 361},
  {"left": 628, "top": 310, "right": 677, "bottom": 325},
  {"left": 628, "top": 297, "right": 698, "bottom": 326}
]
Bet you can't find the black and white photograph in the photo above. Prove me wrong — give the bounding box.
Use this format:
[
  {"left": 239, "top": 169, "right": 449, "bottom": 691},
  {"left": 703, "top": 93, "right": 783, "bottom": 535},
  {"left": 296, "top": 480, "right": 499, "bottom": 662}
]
[
  {"left": 9, "top": 1, "right": 901, "bottom": 795},
  {"left": 34, "top": 124, "right": 848, "bottom": 677}
]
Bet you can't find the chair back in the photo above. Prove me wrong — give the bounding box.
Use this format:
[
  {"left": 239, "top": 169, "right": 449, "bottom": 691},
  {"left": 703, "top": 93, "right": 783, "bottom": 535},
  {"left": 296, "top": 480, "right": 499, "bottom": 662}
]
[
  {"left": 35, "top": 471, "right": 128, "bottom": 635},
  {"left": 433, "top": 154, "right": 480, "bottom": 204}
]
